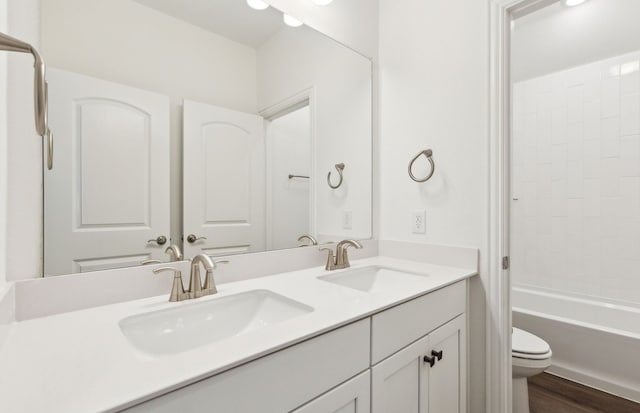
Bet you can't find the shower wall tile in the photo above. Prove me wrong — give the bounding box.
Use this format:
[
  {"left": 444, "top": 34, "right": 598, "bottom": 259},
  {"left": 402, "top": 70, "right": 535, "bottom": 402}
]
[
  {"left": 512, "top": 51, "right": 640, "bottom": 306},
  {"left": 620, "top": 94, "right": 640, "bottom": 135}
]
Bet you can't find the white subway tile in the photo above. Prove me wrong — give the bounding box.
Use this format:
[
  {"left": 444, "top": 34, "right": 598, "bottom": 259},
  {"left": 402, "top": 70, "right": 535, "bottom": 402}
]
[
  {"left": 536, "top": 163, "right": 552, "bottom": 199},
  {"left": 620, "top": 177, "right": 640, "bottom": 217},
  {"left": 567, "top": 161, "right": 583, "bottom": 198},
  {"left": 551, "top": 180, "right": 568, "bottom": 216},
  {"left": 583, "top": 179, "right": 601, "bottom": 216},
  {"left": 567, "top": 84, "right": 584, "bottom": 123},
  {"left": 552, "top": 144, "right": 568, "bottom": 180},
  {"left": 601, "top": 77, "right": 620, "bottom": 117},
  {"left": 619, "top": 135, "right": 640, "bottom": 176},
  {"left": 620, "top": 93, "right": 640, "bottom": 135},
  {"left": 583, "top": 100, "right": 601, "bottom": 140},
  {"left": 620, "top": 60, "right": 640, "bottom": 94}
]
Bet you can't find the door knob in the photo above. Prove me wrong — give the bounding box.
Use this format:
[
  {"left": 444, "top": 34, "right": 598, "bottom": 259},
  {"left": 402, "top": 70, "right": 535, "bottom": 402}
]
[
  {"left": 147, "top": 235, "right": 167, "bottom": 245},
  {"left": 431, "top": 349, "right": 443, "bottom": 361},
  {"left": 187, "top": 234, "right": 207, "bottom": 244}
]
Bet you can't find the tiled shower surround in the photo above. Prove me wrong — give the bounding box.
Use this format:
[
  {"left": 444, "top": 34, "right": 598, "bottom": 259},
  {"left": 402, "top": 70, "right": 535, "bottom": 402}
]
[{"left": 512, "top": 51, "right": 640, "bottom": 306}]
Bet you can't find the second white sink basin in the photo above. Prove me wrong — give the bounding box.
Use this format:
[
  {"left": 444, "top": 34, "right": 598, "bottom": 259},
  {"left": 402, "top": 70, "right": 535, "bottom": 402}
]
[
  {"left": 119, "top": 290, "right": 313, "bottom": 355},
  {"left": 318, "top": 266, "right": 428, "bottom": 293}
]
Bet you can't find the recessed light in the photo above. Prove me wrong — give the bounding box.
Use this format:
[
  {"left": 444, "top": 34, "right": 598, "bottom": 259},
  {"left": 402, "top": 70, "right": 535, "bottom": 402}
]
[
  {"left": 283, "top": 14, "right": 303, "bottom": 27},
  {"left": 246, "top": 0, "right": 269, "bottom": 10},
  {"left": 312, "top": 0, "right": 334, "bottom": 5},
  {"left": 563, "top": 0, "right": 587, "bottom": 7}
]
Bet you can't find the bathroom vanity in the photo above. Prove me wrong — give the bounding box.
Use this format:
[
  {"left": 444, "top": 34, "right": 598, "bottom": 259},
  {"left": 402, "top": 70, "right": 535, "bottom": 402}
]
[{"left": 0, "top": 241, "right": 477, "bottom": 413}]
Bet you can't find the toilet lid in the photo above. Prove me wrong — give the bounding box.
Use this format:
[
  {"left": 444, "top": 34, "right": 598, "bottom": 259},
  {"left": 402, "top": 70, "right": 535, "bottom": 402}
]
[{"left": 512, "top": 327, "right": 550, "bottom": 356}]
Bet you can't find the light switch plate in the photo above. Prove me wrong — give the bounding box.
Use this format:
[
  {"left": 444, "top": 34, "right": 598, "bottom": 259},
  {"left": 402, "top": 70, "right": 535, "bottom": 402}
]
[
  {"left": 343, "top": 210, "right": 353, "bottom": 230},
  {"left": 411, "top": 210, "right": 426, "bottom": 234}
]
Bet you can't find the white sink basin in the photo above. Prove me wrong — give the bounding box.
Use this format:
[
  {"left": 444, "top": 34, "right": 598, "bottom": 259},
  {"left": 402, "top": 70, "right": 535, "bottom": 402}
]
[
  {"left": 119, "top": 290, "right": 313, "bottom": 355},
  {"left": 318, "top": 266, "right": 428, "bottom": 293}
]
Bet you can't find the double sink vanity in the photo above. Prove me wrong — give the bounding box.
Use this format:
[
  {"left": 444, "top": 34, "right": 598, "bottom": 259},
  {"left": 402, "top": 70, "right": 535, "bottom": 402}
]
[{"left": 0, "top": 241, "right": 477, "bottom": 412}]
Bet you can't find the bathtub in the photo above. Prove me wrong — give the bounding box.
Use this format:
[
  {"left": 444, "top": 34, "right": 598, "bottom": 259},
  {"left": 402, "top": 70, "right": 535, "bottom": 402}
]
[{"left": 512, "top": 286, "right": 640, "bottom": 403}]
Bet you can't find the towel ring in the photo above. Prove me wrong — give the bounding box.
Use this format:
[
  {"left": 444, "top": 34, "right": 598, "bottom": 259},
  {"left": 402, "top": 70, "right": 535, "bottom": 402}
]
[
  {"left": 327, "top": 163, "right": 345, "bottom": 189},
  {"left": 408, "top": 149, "right": 435, "bottom": 182}
]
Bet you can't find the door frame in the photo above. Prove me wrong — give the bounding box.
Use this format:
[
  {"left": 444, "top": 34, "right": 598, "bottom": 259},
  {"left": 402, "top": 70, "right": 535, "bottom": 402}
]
[
  {"left": 488, "top": 0, "right": 554, "bottom": 412},
  {"left": 260, "top": 88, "right": 317, "bottom": 249}
]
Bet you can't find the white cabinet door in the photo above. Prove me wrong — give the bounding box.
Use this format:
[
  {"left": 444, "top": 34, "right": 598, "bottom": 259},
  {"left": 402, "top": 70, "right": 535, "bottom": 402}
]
[
  {"left": 428, "top": 315, "right": 467, "bottom": 413},
  {"left": 372, "top": 334, "right": 429, "bottom": 413},
  {"left": 183, "top": 100, "right": 265, "bottom": 259},
  {"left": 371, "top": 315, "right": 467, "bottom": 413},
  {"left": 45, "top": 69, "right": 170, "bottom": 275},
  {"left": 293, "top": 371, "right": 370, "bottom": 413}
]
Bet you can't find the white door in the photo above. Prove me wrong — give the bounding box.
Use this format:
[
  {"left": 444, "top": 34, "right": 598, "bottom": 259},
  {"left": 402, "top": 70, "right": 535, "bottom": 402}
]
[
  {"left": 265, "top": 105, "right": 312, "bottom": 250},
  {"left": 372, "top": 334, "right": 430, "bottom": 413},
  {"left": 292, "top": 371, "right": 370, "bottom": 413},
  {"left": 45, "top": 69, "right": 170, "bottom": 276},
  {"left": 428, "top": 315, "right": 466, "bottom": 413},
  {"left": 183, "top": 100, "right": 265, "bottom": 259}
]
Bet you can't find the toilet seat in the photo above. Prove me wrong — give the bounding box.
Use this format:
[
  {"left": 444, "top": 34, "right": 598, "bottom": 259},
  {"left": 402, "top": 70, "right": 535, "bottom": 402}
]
[{"left": 512, "top": 328, "right": 551, "bottom": 360}]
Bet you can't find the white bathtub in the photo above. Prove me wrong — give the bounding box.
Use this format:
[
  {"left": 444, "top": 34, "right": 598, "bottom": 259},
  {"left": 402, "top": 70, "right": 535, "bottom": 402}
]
[{"left": 512, "top": 286, "right": 640, "bottom": 403}]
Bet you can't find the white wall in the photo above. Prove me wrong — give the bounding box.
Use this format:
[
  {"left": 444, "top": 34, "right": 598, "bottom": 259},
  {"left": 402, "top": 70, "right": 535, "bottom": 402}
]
[
  {"left": 257, "top": 25, "right": 372, "bottom": 241},
  {"left": 512, "top": 0, "right": 640, "bottom": 82},
  {"left": 378, "top": 0, "right": 489, "bottom": 411},
  {"left": 267, "top": 106, "right": 311, "bottom": 250},
  {"left": 5, "top": 0, "right": 41, "bottom": 281},
  {"left": 0, "top": 0, "right": 7, "bottom": 286},
  {"left": 512, "top": 50, "right": 640, "bottom": 305},
  {"left": 40, "top": 0, "right": 258, "bottom": 259}
]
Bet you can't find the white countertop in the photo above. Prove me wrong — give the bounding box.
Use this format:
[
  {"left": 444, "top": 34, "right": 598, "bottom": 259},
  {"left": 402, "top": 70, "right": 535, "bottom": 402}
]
[{"left": 0, "top": 255, "right": 476, "bottom": 413}]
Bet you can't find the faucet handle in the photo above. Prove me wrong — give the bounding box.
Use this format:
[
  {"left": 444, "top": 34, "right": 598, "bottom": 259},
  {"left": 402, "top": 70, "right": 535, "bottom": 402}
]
[
  {"left": 319, "top": 247, "right": 336, "bottom": 271},
  {"left": 213, "top": 259, "right": 229, "bottom": 267},
  {"left": 202, "top": 260, "right": 229, "bottom": 293},
  {"left": 153, "top": 267, "right": 187, "bottom": 302}
]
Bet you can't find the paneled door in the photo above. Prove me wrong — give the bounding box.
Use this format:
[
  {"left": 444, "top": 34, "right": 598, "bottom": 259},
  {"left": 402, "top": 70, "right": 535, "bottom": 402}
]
[
  {"left": 45, "top": 68, "right": 170, "bottom": 276},
  {"left": 183, "top": 100, "right": 265, "bottom": 259}
]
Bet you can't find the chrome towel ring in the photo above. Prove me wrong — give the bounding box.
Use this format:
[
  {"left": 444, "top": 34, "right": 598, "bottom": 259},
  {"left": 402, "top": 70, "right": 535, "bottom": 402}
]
[
  {"left": 408, "top": 149, "right": 435, "bottom": 182},
  {"left": 327, "top": 163, "right": 345, "bottom": 189}
]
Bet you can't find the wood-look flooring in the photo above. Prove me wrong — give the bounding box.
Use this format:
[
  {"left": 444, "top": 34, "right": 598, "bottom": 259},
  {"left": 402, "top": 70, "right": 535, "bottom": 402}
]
[{"left": 529, "top": 373, "right": 640, "bottom": 413}]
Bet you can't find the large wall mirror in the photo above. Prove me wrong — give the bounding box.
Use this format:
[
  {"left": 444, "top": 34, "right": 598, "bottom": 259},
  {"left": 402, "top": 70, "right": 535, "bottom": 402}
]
[{"left": 41, "top": 0, "right": 372, "bottom": 276}]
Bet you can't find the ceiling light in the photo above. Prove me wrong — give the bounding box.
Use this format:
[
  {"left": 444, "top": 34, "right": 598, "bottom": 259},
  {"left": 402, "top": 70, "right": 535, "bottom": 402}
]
[
  {"left": 246, "top": 0, "right": 269, "bottom": 10},
  {"left": 312, "top": 0, "right": 334, "bottom": 5},
  {"left": 563, "top": 0, "right": 587, "bottom": 6},
  {"left": 283, "top": 14, "right": 303, "bottom": 27}
]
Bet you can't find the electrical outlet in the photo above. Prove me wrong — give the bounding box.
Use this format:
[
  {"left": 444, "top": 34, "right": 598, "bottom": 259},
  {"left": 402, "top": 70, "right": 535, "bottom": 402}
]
[
  {"left": 343, "top": 210, "right": 353, "bottom": 230},
  {"left": 411, "top": 210, "right": 426, "bottom": 234}
]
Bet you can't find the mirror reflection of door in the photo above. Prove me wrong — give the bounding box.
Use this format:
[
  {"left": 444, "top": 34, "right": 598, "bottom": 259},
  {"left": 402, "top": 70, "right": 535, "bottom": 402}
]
[
  {"left": 182, "top": 100, "right": 266, "bottom": 259},
  {"left": 44, "top": 69, "right": 170, "bottom": 275},
  {"left": 265, "top": 105, "right": 312, "bottom": 250}
]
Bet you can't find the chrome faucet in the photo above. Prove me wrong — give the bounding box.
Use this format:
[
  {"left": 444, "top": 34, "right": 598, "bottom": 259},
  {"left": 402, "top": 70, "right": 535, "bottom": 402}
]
[
  {"left": 320, "top": 239, "right": 363, "bottom": 270},
  {"left": 190, "top": 254, "right": 229, "bottom": 298},
  {"left": 297, "top": 234, "right": 318, "bottom": 247},
  {"left": 165, "top": 244, "right": 183, "bottom": 261},
  {"left": 152, "top": 255, "right": 228, "bottom": 302}
]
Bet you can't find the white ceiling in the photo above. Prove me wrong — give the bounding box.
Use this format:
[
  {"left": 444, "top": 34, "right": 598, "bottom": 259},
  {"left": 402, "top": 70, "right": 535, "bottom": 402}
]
[{"left": 133, "top": 0, "right": 285, "bottom": 49}]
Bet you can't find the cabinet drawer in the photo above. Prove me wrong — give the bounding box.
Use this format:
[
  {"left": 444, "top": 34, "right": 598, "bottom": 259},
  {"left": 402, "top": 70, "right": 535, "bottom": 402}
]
[
  {"left": 123, "top": 319, "right": 370, "bottom": 413},
  {"left": 371, "top": 281, "right": 465, "bottom": 364}
]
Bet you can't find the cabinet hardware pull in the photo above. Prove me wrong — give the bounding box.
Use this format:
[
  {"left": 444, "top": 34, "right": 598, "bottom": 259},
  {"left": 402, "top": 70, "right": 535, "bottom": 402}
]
[
  {"left": 423, "top": 355, "right": 436, "bottom": 367},
  {"left": 431, "top": 349, "right": 443, "bottom": 361}
]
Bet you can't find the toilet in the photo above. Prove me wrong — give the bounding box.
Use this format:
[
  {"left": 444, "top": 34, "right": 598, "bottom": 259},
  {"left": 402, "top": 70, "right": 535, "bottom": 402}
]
[{"left": 512, "top": 327, "right": 552, "bottom": 413}]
